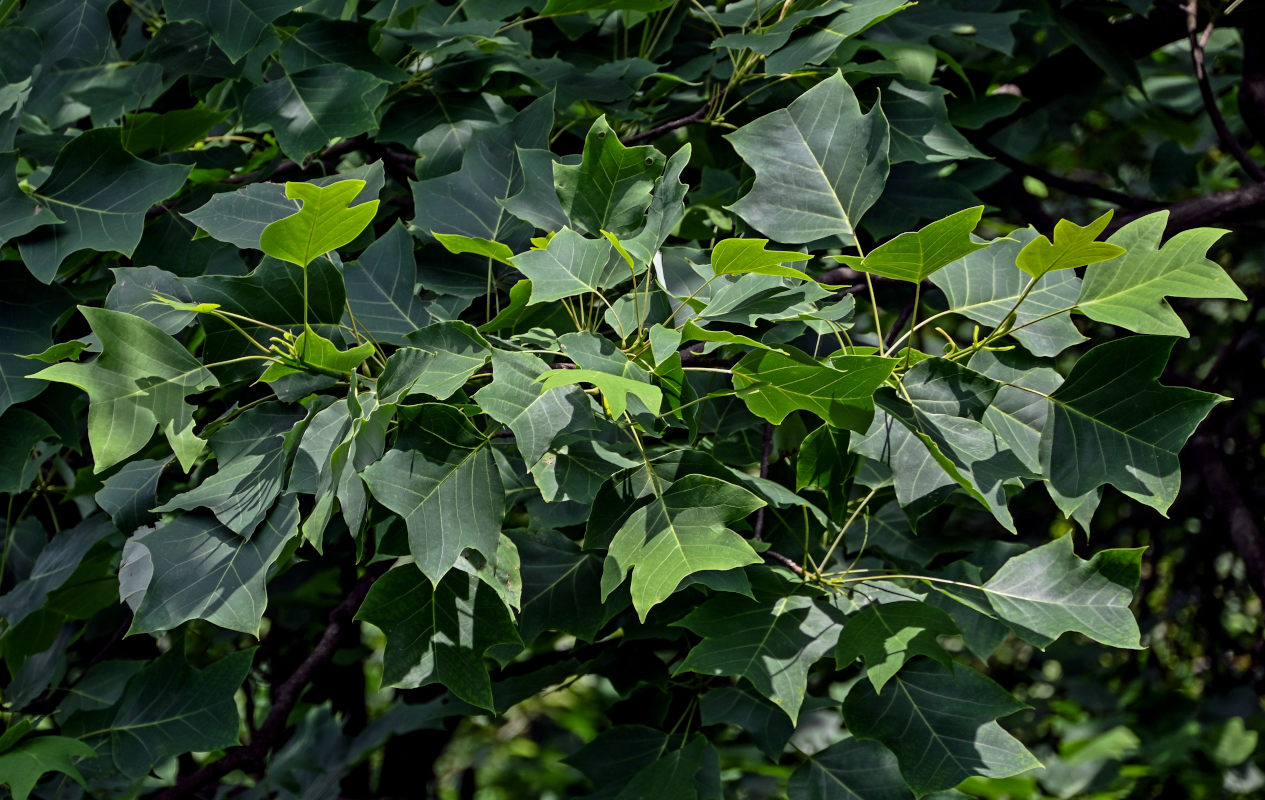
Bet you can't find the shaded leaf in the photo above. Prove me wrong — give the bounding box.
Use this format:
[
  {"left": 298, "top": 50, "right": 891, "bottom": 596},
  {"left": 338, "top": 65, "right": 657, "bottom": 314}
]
[
  {"left": 0, "top": 736, "right": 94, "bottom": 800},
  {"left": 787, "top": 738, "right": 913, "bottom": 800},
  {"left": 243, "top": 65, "right": 388, "bottom": 161},
  {"left": 473, "top": 350, "right": 594, "bottom": 465},
  {"left": 835, "top": 601, "right": 959, "bottom": 691}
]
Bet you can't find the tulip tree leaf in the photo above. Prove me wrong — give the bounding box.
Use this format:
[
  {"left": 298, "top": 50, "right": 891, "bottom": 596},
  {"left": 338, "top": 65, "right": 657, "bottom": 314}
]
[
  {"left": 29, "top": 308, "right": 218, "bottom": 473},
  {"left": 1014, "top": 210, "right": 1124, "bottom": 278},
  {"left": 553, "top": 115, "right": 667, "bottom": 237},
  {"left": 355, "top": 567, "right": 521, "bottom": 709},
  {"left": 787, "top": 739, "right": 913, "bottom": 800},
  {"left": 726, "top": 73, "right": 889, "bottom": 245},
  {"left": 982, "top": 536, "right": 1143, "bottom": 649},
  {"left": 1077, "top": 211, "right": 1245, "bottom": 336},
  {"left": 731, "top": 348, "right": 897, "bottom": 431},
  {"left": 511, "top": 227, "right": 624, "bottom": 304},
  {"left": 259, "top": 179, "right": 380, "bottom": 268},
  {"left": 539, "top": 368, "right": 663, "bottom": 419},
  {"left": 474, "top": 350, "right": 595, "bottom": 465},
  {"left": 699, "top": 687, "right": 794, "bottom": 759},
  {"left": 0, "top": 736, "right": 95, "bottom": 800},
  {"left": 243, "top": 65, "right": 388, "bottom": 161},
  {"left": 829, "top": 206, "right": 989, "bottom": 282},
  {"left": 710, "top": 238, "right": 815, "bottom": 281},
  {"left": 1040, "top": 336, "right": 1225, "bottom": 514},
  {"left": 163, "top": 0, "right": 295, "bottom": 62},
  {"left": 842, "top": 659, "right": 1041, "bottom": 795},
  {"left": 834, "top": 600, "right": 959, "bottom": 692}
]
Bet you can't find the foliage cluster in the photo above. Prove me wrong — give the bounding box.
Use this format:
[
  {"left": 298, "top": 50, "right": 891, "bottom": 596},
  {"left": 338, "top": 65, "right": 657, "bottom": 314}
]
[{"left": 0, "top": 0, "right": 1262, "bottom": 799}]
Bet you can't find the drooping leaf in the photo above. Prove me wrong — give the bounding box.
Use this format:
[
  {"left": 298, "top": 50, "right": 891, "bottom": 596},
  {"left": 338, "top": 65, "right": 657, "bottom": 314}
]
[
  {"left": 473, "top": 350, "right": 595, "bottom": 465},
  {"left": 361, "top": 408, "right": 503, "bottom": 583},
  {"left": 731, "top": 347, "right": 896, "bottom": 431},
  {"left": 242, "top": 65, "right": 388, "bottom": 161},
  {"left": 1077, "top": 211, "right": 1244, "bottom": 336},
  {"left": 699, "top": 686, "right": 794, "bottom": 759},
  {"left": 509, "top": 529, "right": 607, "bottom": 643},
  {"left": 1014, "top": 211, "right": 1124, "bottom": 278},
  {"left": 787, "top": 738, "right": 913, "bottom": 800},
  {"left": 843, "top": 659, "right": 1042, "bottom": 795},
  {"left": 675, "top": 574, "right": 849, "bottom": 722},
  {"left": 378, "top": 322, "right": 491, "bottom": 402},
  {"left": 259, "top": 179, "right": 381, "bottom": 268},
  {"left": 0, "top": 517, "right": 114, "bottom": 628},
  {"left": 553, "top": 115, "right": 666, "bottom": 237},
  {"left": 259, "top": 327, "right": 377, "bottom": 382},
  {"left": 0, "top": 736, "right": 95, "bottom": 800},
  {"left": 29, "top": 307, "right": 218, "bottom": 473},
  {"left": 835, "top": 600, "right": 959, "bottom": 691},
  {"left": 726, "top": 73, "right": 889, "bottom": 245},
  {"left": 355, "top": 567, "right": 521, "bottom": 708},
  {"left": 162, "top": 0, "right": 294, "bottom": 62},
  {"left": 17, "top": 129, "right": 190, "bottom": 283},
  {"left": 433, "top": 232, "right": 516, "bottom": 265},
  {"left": 982, "top": 536, "right": 1143, "bottom": 649},
  {"left": 1040, "top": 336, "right": 1224, "bottom": 514},
  {"left": 829, "top": 206, "right": 988, "bottom": 282},
  {"left": 122, "top": 496, "right": 299, "bottom": 635}
]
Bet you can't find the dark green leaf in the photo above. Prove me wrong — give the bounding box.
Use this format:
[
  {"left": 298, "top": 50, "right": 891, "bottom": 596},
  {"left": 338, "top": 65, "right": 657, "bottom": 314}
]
[
  {"left": 787, "top": 738, "right": 913, "bottom": 800},
  {"left": 554, "top": 115, "right": 666, "bottom": 236},
  {"left": 732, "top": 348, "right": 896, "bottom": 431},
  {"left": 243, "top": 65, "right": 388, "bottom": 161}
]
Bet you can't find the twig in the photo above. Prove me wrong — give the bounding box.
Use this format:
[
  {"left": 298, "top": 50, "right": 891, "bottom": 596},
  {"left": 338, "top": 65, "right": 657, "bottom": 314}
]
[
  {"left": 150, "top": 561, "right": 391, "bottom": 800},
  {"left": 762, "top": 549, "right": 804, "bottom": 574},
  {"left": 752, "top": 422, "right": 774, "bottom": 540},
  {"left": 622, "top": 99, "right": 714, "bottom": 145},
  {"left": 1107, "top": 179, "right": 1265, "bottom": 233},
  {"left": 1185, "top": 0, "right": 1265, "bottom": 182},
  {"left": 968, "top": 136, "right": 1152, "bottom": 208}
]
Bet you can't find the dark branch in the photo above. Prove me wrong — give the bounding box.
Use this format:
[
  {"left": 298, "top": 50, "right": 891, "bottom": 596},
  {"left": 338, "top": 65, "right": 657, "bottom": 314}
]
[
  {"left": 762, "top": 549, "right": 804, "bottom": 575},
  {"left": 1185, "top": 1, "right": 1265, "bottom": 182},
  {"left": 1194, "top": 437, "right": 1265, "bottom": 600},
  {"left": 967, "top": 136, "right": 1153, "bottom": 209},
  {"left": 151, "top": 561, "right": 392, "bottom": 800},
  {"left": 1108, "top": 180, "right": 1265, "bottom": 234},
  {"left": 752, "top": 422, "right": 774, "bottom": 540},
  {"left": 622, "top": 100, "right": 714, "bottom": 145}
]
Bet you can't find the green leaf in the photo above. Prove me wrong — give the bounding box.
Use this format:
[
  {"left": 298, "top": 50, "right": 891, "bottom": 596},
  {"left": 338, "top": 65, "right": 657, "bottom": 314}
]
[
  {"left": 602, "top": 474, "right": 763, "bottom": 619},
  {"left": 260, "top": 326, "right": 376, "bottom": 382},
  {"left": 982, "top": 536, "right": 1143, "bottom": 649},
  {"left": 731, "top": 347, "right": 896, "bottom": 431},
  {"left": 829, "top": 206, "right": 988, "bottom": 282},
  {"left": 361, "top": 410, "right": 503, "bottom": 583},
  {"left": 122, "top": 496, "right": 299, "bottom": 635},
  {"left": 344, "top": 222, "right": 431, "bottom": 345},
  {"left": 0, "top": 151, "right": 58, "bottom": 250},
  {"left": 509, "top": 529, "right": 607, "bottom": 643},
  {"left": 243, "top": 65, "right": 388, "bottom": 161},
  {"left": 1040, "top": 336, "right": 1224, "bottom": 514},
  {"left": 787, "top": 738, "right": 913, "bottom": 800},
  {"left": 0, "top": 517, "right": 113, "bottom": 628},
  {"left": 540, "top": 0, "right": 674, "bottom": 17},
  {"left": 1014, "top": 211, "right": 1125, "bottom": 278},
  {"left": 1077, "top": 212, "right": 1244, "bottom": 336},
  {"left": 17, "top": 129, "right": 190, "bottom": 283},
  {"left": 378, "top": 321, "right": 491, "bottom": 402},
  {"left": 835, "top": 601, "right": 960, "bottom": 691},
  {"left": 107, "top": 648, "right": 254, "bottom": 779},
  {"left": 511, "top": 227, "right": 624, "bottom": 304},
  {"left": 433, "top": 232, "right": 516, "bottom": 265},
  {"left": 675, "top": 574, "right": 849, "bottom": 722},
  {"left": 699, "top": 687, "right": 794, "bottom": 759},
  {"left": 843, "top": 659, "right": 1042, "bottom": 795},
  {"left": 553, "top": 115, "right": 666, "bottom": 236},
  {"left": 614, "top": 736, "right": 710, "bottom": 800},
  {"left": 969, "top": 349, "right": 1063, "bottom": 474},
  {"left": 930, "top": 229, "right": 1086, "bottom": 357},
  {"left": 93, "top": 458, "right": 169, "bottom": 533},
  {"left": 0, "top": 736, "right": 94, "bottom": 800},
  {"left": 883, "top": 80, "right": 983, "bottom": 164},
  {"left": 163, "top": 0, "right": 294, "bottom": 62},
  {"left": 539, "top": 367, "right": 663, "bottom": 419},
  {"left": 29, "top": 307, "right": 218, "bottom": 473},
  {"left": 473, "top": 350, "right": 595, "bottom": 464},
  {"left": 355, "top": 567, "right": 521, "bottom": 708},
  {"left": 726, "top": 73, "right": 889, "bottom": 245},
  {"left": 710, "top": 238, "right": 815, "bottom": 281},
  {"left": 259, "top": 179, "right": 381, "bottom": 268}
]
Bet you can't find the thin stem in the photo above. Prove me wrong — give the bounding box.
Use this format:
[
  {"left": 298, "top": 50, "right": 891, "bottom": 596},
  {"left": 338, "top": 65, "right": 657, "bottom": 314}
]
[
  {"left": 884, "top": 309, "right": 953, "bottom": 354},
  {"left": 682, "top": 366, "right": 732, "bottom": 375},
  {"left": 901, "top": 283, "right": 922, "bottom": 368},
  {"left": 817, "top": 486, "right": 879, "bottom": 573}
]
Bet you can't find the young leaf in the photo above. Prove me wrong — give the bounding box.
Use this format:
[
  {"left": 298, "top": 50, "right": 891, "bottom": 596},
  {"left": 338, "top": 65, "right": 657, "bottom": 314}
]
[
  {"left": 1077, "top": 211, "right": 1244, "bottom": 336},
  {"left": 1014, "top": 210, "right": 1124, "bottom": 278},
  {"left": 731, "top": 348, "right": 897, "bottom": 431},
  {"left": 726, "top": 73, "right": 889, "bottom": 245},
  {"left": 710, "top": 238, "right": 815, "bottom": 281},
  {"left": 829, "top": 206, "right": 989, "bottom": 282},
  {"left": 433, "top": 232, "right": 516, "bottom": 265},
  {"left": 258, "top": 179, "right": 380, "bottom": 268},
  {"left": 0, "top": 736, "right": 95, "bottom": 800},
  {"left": 1039, "top": 336, "right": 1225, "bottom": 514},
  {"left": 842, "top": 659, "right": 1042, "bottom": 795},
  {"left": 553, "top": 115, "right": 666, "bottom": 237},
  {"left": 28, "top": 307, "right": 219, "bottom": 473},
  {"left": 539, "top": 368, "right": 663, "bottom": 418},
  {"left": 983, "top": 536, "right": 1143, "bottom": 649}
]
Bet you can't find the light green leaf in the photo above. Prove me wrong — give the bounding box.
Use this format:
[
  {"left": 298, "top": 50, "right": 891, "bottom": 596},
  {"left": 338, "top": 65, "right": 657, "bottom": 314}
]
[
  {"left": 1039, "top": 336, "right": 1224, "bottom": 514},
  {"left": 511, "top": 227, "right": 623, "bottom": 304},
  {"left": 553, "top": 115, "right": 666, "bottom": 237},
  {"left": 243, "top": 65, "right": 388, "bottom": 161},
  {"left": 259, "top": 179, "right": 381, "bottom": 268},
  {"left": 1077, "top": 211, "right": 1244, "bottom": 336},
  {"left": 929, "top": 229, "right": 1086, "bottom": 357},
  {"left": 843, "top": 659, "right": 1042, "bottom": 795},
  {"left": 1015, "top": 211, "right": 1124, "bottom": 278},
  {"left": 731, "top": 347, "right": 896, "bottom": 431},
  {"left": 355, "top": 567, "right": 521, "bottom": 709},
  {"left": 433, "top": 232, "right": 516, "bottom": 265},
  {"left": 829, "top": 206, "right": 988, "bottom": 282},
  {"left": 983, "top": 536, "right": 1143, "bottom": 649},
  {"left": 29, "top": 307, "right": 218, "bottom": 473},
  {"left": 726, "top": 73, "right": 889, "bottom": 245},
  {"left": 675, "top": 574, "right": 849, "bottom": 722},
  {"left": 835, "top": 601, "right": 959, "bottom": 691},
  {"left": 711, "top": 238, "right": 815, "bottom": 281},
  {"left": 0, "top": 736, "right": 94, "bottom": 800},
  {"left": 107, "top": 649, "right": 254, "bottom": 779},
  {"left": 17, "top": 129, "right": 190, "bottom": 283},
  {"left": 539, "top": 367, "right": 663, "bottom": 418},
  {"left": 122, "top": 496, "right": 299, "bottom": 635},
  {"left": 602, "top": 474, "right": 763, "bottom": 619},
  {"left": 787, "top": 738, "right": 913, "bottom": 800},
  {"left": 260, "top": 327, "right": 376, "bottom": 382},
  {"left": 361, "top": 408, "right": 503, "bottom": 583},
  {"left": 473, "top": 350, "right": 595, "bottom": 464}
]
